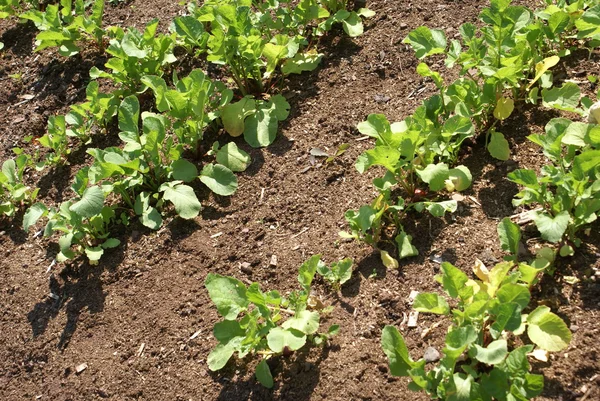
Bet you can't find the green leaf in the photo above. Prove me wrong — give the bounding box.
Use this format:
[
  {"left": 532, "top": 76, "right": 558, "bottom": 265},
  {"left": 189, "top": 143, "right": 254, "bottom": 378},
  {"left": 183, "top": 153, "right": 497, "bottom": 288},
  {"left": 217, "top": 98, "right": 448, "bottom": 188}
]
[
  {"left": 2, "top": 159, "right": 17, "bottom": 184},
  {"left": 493, "top": 97, "right": 514, "bottom": 120},
  {"left": 403, "top": 26, "right": 447, "bottom": 59},
  {"left": 255, "top": 359, "right": 274, "bottom": 388},
  {"left": 69, "top": 186, "right": 105, "bottom": 218},
  {"left": 244, "top": 105, "right": 278, "bottom": 147},
  {"left": 488, "top": 130, "right": 510, "bottom": 161},
  {"left": 497, "top": 217, "right": 521, "bottom": 256},
  {"left": 542, "top": 82, "right": 581, "bottom": 113},
  {"left": 380, "top": 250, "right": 399, "bottom": 269},
  {"left": 161, "top": 183, "right": 201, "bottom": 219},
  {"left": 445, "top": 325, "right": 478, "bottom": 356},
  {"left": 216, "top": 143, "right": 251, "bottom": 172},
  {"left": 470, "top": 339, "right": 508, "bottom": 365},
  {"left": 85, "top": 246, "right": 104, "bottom": 262},
  {"left": 573, "top": 150, "right": 600, "bottom": 180},
  {"left": 213, "top": 320, "right": 245, "bottom": 343},
  {"left": 141, "top": 207, "right": 162, "bottom": 230},
  {"left": 496, "top": 284, "right": 530, "bottom": 310},
  {"left": 118, "top": 96, "right": 140, "bottom": 134},
  {"left": 267, "top": 327, "right": 306, "bottom": 353},
  {"left": 341, "top": 11, "right": 363, "bottom": 37},
  {"left": 448, "top": 166, "right": 472, "bottom": 191},
  {"left": 282, "top": 310, "right": 320, "bottom": 335},
  {"left": 381, "top": 325, "right": 415, "bottom": 376},
  {"left": 281, "top": 51, "right": 323, "bottom": 75},
  {"left": 507, "top": 169, "right": 538, "bottom": 187},
  {"left": 440, "top": 262, "right": 468, "bottom": 299},
  {"left": 416, "top": 163, "right": 449, "bottom": 191},
  {"left": 413, "top": 293, "right": 450, "bottom": 315},
  {"left": 207, "top": 341, "right": 238, "bottom": 371},
  {"left": 222, "top": 97, "right": 256, "bottom": 137},
  {"left": 101, "top": 238, "right": 121, "bottom": 249},
  {"left": 561, "top": 122, "right": 595, "bottom": 147},
  {"left": 23, "top": 203, "right": 48, "bottom": 231},
  {"left": 171, "top": 159, "right": 198, "bottom": 182},
  {"left": 534, "top": 211, "right": 569, "bottom": 243},
  {"left": 527, "top": 306, "right": 571, "bottom": 351},
  {"left": 395, "top": 232, "right": 418, "bottom": 259},
  {"left": 199, "top": 163, "right": 238, "bottom": 196},
  {"left": 205, "top": 273, "right": 249, "bottom": 320},
  {"left": 298, "top": 254, "right": 321, "bottom": 288}
]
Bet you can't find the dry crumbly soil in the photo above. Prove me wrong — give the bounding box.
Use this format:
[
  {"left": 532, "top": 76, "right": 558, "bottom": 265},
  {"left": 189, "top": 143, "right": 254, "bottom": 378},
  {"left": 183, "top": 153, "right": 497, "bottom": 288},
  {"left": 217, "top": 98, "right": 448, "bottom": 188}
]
[{"left": 1, "top": 1, "right": 599, "bottom": 400}]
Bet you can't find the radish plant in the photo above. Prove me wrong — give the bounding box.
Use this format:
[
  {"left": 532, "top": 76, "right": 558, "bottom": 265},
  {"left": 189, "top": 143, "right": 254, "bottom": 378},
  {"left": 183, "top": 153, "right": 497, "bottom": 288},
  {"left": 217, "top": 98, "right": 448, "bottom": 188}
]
[
  {"left": 0, "top": 156, "right": 38, "bottom": 218},
  {"left": 205, "top": 255, "right": 339, "bottom": 388},
  {"left": 509, "top": 117, "right": 600, "bottom": 256},
  {"left": 382, "top": 259, "right": 571, "bottom": 401}
]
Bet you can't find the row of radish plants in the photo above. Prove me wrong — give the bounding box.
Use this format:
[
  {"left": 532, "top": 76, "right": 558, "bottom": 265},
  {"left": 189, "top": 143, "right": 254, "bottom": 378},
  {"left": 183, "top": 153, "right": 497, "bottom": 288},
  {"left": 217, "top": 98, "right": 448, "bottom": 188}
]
[{"left": 0, "top": 0, "right": 599, "bottom": 398}]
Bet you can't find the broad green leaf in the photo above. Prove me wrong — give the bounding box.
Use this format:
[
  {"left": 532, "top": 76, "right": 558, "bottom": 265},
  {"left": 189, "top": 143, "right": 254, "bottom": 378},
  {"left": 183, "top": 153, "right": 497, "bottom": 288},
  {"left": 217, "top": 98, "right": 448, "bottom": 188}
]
[
  {"left": 381, "top": 325, "right": 415, "bottom": 376},
  {"left": 282, "top": 310, "right": 320, "bottom": 335},
  {"left": 213, "top": 320, "right": 245, "bottom": 343},
  {"left": 362, "top": 147, "right": 401, "bottom": 173},
  {"left": 440, "top": 262, "right": 468, "bottom": 299},
  {"left": 542, "top": 82, "right": 581, "bottom": 113},
  {"left": 118, "top": 96, "right": 140, "bottom": 134},
  {"left": 576, "top": 5, "right": 600, "bottom": 38},
  {"left": 298, "top": 254, "right": 321, "bottom": 288},
  {"left": 244, "top": 104, "right": 278, "bottom": 148},
  {"left": 2, "top": 159, "right": 17, "bottom": 184},
  {"left": 395, "top": 232, "right": 418, "bottom": 259},
  {"left": 69, "top": 186, "right": 105, "bottom": 218},
  {"left": 141, "top": 207, "right": 162, "bottom": 230},
  {"left": 416, "top": 163, "right": 449, "bottom": 191},
  {"left": 266, "top": 327, "right": 306, "bottom": 353},
  {"left": 561, "top": 122, "right": 595, "bottom": 147},
  {"left": 523, "top": 374, "right": 544, "bottom": 398},
  {"left": 448, "top": 166, "right": 472, "bottom": 191},
  {"left": 497, "top": 217, "right": 521, "bottom": 256},
  {"left": 342, "top": 11, "right": 363, "bottom": 37},
  {"left": 493, "top": 97, "right": 514, "bottom": 120},
  {"left": 171, "top": 159, "right": 198, "bottom": 182},
  {"left": 573, "top": 150, "right": 600, "bottom": 180},
  {"left": 101, "top": 238, "right": 121, "bottom": 249},
  {"left": 413, "top": 293, "right": 450, "bottom": 315},
  {"left": 527, "top": 306, "right": 571, "bottom": 351},
  {"left": 496, "top": 284, "right": 530, "bottom": 310},
  {"left": 281, "top": 51, "right": 323, "bottom": 75},
  {"left": 221, "top": 97, "right": 256, "bottom": 137},
  {"left": 488, "top": 130, "right": 510, "bottom": 161},
  {"left": 205, "top": 273, "right": 249, "bottom": 319},
  {"left": 449, "top": 373, "right": 474, "bottom": 401},
  {"left": 23, "top": 203, "right": 48, "bottom": 231},
  {"left": 445, "top": 325, "right": 477, "bottom": 353},
  {"left": 216, "top": 143, "right": 251, "bottom": 172},
  {"left": 507, "top": 169, "right": 538, "bottom": 187},
  {"left": 207, "top": 341, "right": 238, "bottom": 371},
  {"left": 534, "top": 211, "right": 569, "bottom": 243},
  {"left": 161, "top": 183, "right": 201, "bottom": 219},
  {"left": 199, "top": 164, "right": 238, "bottom": 196},
  {"left": 255, "top": 359, "right": 273, "bottom": 388},
  {"left": 85, "top": 246, "right": 104, "bottom": 262},
  {"left": 403, "top": 26, "right": 447, "bottom": 59}
]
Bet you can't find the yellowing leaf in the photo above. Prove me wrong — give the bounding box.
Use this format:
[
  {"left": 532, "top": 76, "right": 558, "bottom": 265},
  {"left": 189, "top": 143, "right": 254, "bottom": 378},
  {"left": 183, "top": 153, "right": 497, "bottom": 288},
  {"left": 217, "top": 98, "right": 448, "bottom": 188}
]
[
  {"left": 473, "top": 258, "right": 489, "bottom": 282},
  {"left": 381, "top": 250, "right": 399, "bottom": 269},
  {"left": 493, "top": 97, "right": 514, "bottom": 120},
  {"left": 528, "top": 348, "right": 549, "bottom": 362},
  {"left": 528, "top": 56, "right": 560, "bottom": 89}
]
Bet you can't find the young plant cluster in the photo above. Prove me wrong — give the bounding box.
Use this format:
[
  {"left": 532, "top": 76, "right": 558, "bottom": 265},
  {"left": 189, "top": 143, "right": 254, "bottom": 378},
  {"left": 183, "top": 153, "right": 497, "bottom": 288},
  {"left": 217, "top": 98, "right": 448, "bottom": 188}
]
[
  {"left": 344, "top": 0, "right": 600, "bottom": 264},
  {"left": 0, "top": 0, "right": 373, "bottom": 263},
  {"left": 205, "top": 255, "right": 346, "bottom": 388},
  {"left": 382, "top": 252, "right": 571, "bottom": 400}
]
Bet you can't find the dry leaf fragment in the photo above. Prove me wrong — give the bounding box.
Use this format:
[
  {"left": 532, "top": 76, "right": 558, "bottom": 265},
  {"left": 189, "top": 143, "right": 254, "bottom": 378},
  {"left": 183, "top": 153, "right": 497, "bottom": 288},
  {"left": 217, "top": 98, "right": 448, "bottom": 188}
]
[{"left": 528, "top": 348, "right": 549, "bottom": 362}]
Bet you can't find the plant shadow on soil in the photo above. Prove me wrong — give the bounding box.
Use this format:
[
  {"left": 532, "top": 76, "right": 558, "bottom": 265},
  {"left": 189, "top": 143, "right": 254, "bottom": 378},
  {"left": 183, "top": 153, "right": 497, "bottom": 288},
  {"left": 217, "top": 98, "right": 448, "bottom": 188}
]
[
  {"left": 214, "top": 345, "right": 336, "bottom": 401},
  {"left": 26, "top": 244, "right": 125, "bottom": 350}
]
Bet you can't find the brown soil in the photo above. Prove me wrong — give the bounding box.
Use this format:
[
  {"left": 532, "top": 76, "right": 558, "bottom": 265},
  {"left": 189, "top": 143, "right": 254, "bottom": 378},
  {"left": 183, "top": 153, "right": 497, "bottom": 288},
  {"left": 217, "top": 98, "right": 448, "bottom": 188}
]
[{"left": 1, "top": 1, "right": 599, "bottom": 400}]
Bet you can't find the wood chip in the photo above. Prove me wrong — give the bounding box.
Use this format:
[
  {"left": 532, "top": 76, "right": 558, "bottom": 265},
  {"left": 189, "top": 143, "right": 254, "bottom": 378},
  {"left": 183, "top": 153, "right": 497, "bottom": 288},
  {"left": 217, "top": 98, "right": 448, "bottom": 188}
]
[
  {"left": 189, "top": 329, "right": 202, "bottom": 341},
  {"left": 291, "top": 227, "right": 309, "bottom": 238},
  {"left": 421, "top": 321, "right": 443, "bottom": 339},
  {"left": 407, "top": 290, "right": 419, "bottom": 304},
  {"left": 269, "top": 254, "right": 278, "bottom": 267},
  {"left": 75, "top": 363, "right": 88, "bottom": 374},
  {"left": 510, "top": 208, "right": 543, "bottom": 225},
  {"left": 210, "top": 232, "right": 222, "bottom": 238},
  {"left": 136, "top": 343, "right": 145, "bottom": 358},
  {"left": 407, "top": 311, "right": 419, "bottom": 328}
]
